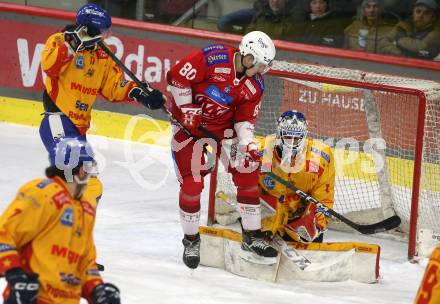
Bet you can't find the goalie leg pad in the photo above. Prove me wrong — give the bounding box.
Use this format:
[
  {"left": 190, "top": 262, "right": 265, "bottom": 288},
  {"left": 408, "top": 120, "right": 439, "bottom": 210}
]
[
  {"left": 199, "top": 226, "right": 380, "bottom": 283},
  {"left": 199, "top": 227, "right": 280, "bottom": 282}
]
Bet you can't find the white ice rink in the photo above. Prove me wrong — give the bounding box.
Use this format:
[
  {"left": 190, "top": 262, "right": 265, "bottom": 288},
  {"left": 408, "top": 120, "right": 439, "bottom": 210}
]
[{"left": 0, "top": 122, "right": 428, "bottom": 304}]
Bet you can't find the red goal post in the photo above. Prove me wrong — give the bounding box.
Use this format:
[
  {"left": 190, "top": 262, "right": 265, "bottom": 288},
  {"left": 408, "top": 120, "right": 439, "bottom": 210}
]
[{"left": 207, "top": 60, "right": 440, "bottom": 261}]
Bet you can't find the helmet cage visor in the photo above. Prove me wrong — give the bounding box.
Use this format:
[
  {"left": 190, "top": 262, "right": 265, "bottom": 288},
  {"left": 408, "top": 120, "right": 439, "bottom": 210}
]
[{"left": 279, "top": 130, "right": 308, "bottom": 154}]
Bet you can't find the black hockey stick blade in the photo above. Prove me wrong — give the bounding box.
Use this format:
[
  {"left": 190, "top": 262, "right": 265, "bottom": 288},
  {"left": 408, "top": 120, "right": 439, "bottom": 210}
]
[{"left": 355, "top": 215, "right": 401, "bottom": 234}]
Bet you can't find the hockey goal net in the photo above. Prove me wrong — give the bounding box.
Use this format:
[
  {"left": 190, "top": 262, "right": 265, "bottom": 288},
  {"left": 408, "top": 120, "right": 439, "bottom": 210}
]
[{"left": 208, "top": 60, "right": 440, "bottom": 261}]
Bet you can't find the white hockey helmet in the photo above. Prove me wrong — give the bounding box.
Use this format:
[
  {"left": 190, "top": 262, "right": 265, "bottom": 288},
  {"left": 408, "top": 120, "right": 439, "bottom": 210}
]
[
  {"left": 239, "top": 31, "right": 276, "bottom": 74},
  {"left": 276, "top": 110, "right": 308, "bottom": 157}
]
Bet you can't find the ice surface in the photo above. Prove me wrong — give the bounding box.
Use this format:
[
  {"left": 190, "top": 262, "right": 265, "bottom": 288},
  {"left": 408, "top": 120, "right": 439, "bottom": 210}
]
[{"left": 0, "top": 123, "right": 428, "bottom": 304}]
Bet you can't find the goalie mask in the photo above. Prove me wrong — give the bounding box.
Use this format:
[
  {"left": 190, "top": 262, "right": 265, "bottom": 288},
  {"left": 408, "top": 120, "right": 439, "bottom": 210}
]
[{"left": 276, "top": 110, "right": 308, "bottom": 159}]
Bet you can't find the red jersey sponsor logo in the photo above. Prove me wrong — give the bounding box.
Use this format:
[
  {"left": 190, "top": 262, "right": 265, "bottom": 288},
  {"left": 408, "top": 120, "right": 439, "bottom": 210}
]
[
  {"left": 206, "top": 53, "right": 229, "bottom": 66},
  {"left": 201, "top": 101, "right": 229, "bottom": 119},
  {"left": 68, "top": 111, "right": 88, "bottom": 121},
  {"left": 210, "top": 75, "right": 227, "bottom": 82},
  {"left": 70, "top": 82, "right": 98, "bottom": 96},
  {"left": 46, "top": 283, "right": 81, "bottom": 300},
  {"left": 52, "top": 191, "right": 71, "bottom": 209},
  {"left": 169, "top": 79, "right": 187, "bottom": 89},
  {"left": 51, "top": 245, "right": 80, "bottom": 265},
  {"left": 96, "top": 48, "right": 108, "bottom": 59}
]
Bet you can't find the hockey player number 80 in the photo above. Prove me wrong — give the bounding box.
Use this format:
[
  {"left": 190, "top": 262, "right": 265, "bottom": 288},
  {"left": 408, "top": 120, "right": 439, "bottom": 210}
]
[{"left": 179, "top": 62, "right": 197, "bottom": 80}]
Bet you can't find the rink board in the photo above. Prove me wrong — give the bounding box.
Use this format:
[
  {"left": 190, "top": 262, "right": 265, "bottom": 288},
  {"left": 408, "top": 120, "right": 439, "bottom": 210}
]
[{"left": 2, "top": 96, "right": 437, "bottom": 191}]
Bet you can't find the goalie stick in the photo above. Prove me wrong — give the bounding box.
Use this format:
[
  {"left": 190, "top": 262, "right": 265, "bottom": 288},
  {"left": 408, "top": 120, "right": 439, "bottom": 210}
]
[{"left": 266, "top": 172, "right": 401, "bottom": 235}]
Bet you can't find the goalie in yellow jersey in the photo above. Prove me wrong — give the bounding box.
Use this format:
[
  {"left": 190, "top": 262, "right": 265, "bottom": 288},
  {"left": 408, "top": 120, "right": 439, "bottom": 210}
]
[
  {"left": 415, "top": 244, "right": 440, "bottom": 303},
  {"left": 258, "top": 110, "right": 335, "bottom": 243}
]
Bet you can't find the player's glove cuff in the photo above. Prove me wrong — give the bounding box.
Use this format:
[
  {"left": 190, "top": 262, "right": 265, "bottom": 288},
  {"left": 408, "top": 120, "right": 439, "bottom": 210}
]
[
  {"left": 129, "top": 85, "right": 165, "bottom": 110},
  {"left": 92, "top": 282, "right": 121, "bottom": 304}
]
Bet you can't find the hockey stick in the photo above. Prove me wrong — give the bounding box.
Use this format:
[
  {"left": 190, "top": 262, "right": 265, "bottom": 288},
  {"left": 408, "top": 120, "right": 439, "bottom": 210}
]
[
  {"left": 265, "top": 172, "right": 401, "bottom": 234},
  {"left": 98, "top": 41, "right": 220, "bottom": 141},
  {"left": 98, "top": 41, "right": 152, "bottom": 92}
]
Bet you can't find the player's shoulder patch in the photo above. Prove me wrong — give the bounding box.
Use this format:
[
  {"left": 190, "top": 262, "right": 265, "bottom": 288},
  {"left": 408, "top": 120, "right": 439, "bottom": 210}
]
[
  {"left": 202, "top": 44, "right": 226, "bottom": 54},
  {"left": 36, "top": 179, "right": 53, "bottom": 189},
  {"left": 252, "top": 74, "right": 264, "bottom": 92},
  {"left": 205, "top": 52, "right": 230, "bottom": 66},
  {"left": 96, "top": 48, "right": 109, "bottom": 59},
  {"left": 262, "top": 175, "right": 276, "bottom": 190},
  {"left": 52, "top": 190, "right": 71, "bottom": 210},
  {"left": 205, "top": 84, "right": 233, "bottom": 104},
  {"left": 310, "top": 146, "right": 331, "bottom": 163}
]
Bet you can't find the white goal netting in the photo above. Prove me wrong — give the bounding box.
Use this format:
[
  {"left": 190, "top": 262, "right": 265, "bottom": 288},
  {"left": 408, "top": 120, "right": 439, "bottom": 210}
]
[{"left": 212, "top": 60, "right": 440, "bottom": 257}]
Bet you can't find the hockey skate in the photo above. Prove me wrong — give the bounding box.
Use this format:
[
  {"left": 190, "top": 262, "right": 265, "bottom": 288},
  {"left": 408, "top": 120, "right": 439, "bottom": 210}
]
[
  {"left": 240, "top": 229, "right": 278, "bottom": 265},
  {"left": 182, "top": 234, "right": 201, "bottom": 269}
]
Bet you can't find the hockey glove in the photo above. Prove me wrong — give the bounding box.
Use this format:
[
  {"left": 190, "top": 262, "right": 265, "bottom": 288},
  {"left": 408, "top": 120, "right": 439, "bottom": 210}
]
[
  {"left": 284, "top": 203, "right": 328, "bottom": 243},
  {"left": 128, "top": 85, "right": 165, "bottom": 110},
  {"left": 179, "top": 104, "right": 202, "bottom": 133},
  {"left": 64, "top": 25, "right": 103, "bottom": 53},
  {"left": 92, "top": 283, "right": 121, "bottom": 304},
  {"left": 5, "top": 268, "right": 40, "bottom": 304},
  {"left": 236, "top": 143, "right": 261, "bottom": 170},
  {"left": 245, "top": 143, "right": 261, "bottom": 164}
]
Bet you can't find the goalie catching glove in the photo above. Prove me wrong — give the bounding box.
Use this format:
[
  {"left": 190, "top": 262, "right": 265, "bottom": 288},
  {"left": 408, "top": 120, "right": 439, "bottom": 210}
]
[
  {"left": 129, "top": 83, "right": 165, "bottom": 110},
  {"left": 284, "top": 203, "right": 329, "bottom": 243}
]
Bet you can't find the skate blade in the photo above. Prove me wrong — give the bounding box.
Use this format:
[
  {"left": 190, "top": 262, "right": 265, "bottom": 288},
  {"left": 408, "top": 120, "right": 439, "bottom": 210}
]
[{"left": 239, "top": 249, "right": 277, "bottom": 265}]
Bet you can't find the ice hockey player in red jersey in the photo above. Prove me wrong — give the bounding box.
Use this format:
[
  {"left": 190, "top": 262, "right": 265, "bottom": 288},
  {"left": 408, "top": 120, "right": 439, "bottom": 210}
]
[{"left": 167, "top": 31, "right": 277, "bottom": 269}]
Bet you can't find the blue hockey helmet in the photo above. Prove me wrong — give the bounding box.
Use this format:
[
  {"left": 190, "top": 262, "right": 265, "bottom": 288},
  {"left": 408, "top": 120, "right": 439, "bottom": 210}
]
[
  {"left": 76, "top": 3, "right": 111, "bottom": 35},
  {"left": 50, "top": 138, "right": 97, "bottom": 182},
  {"left": 276, "top": 110, "right": 308, "bottom": 157}
]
